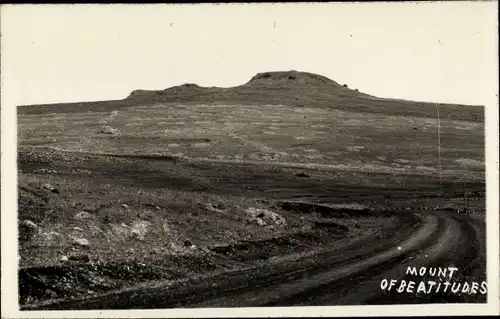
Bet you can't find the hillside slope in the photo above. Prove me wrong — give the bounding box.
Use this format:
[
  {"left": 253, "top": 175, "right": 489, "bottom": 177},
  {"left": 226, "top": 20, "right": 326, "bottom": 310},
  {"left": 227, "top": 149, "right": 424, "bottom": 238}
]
[{"left": 18, "top": 70, "right": 483, "bottom": 122}]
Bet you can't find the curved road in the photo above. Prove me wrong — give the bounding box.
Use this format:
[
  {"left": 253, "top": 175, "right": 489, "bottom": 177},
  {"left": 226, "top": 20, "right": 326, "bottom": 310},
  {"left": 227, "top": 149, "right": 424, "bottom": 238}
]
[{"left": 23, "top": 209, "right": 485, "bottom": 310}]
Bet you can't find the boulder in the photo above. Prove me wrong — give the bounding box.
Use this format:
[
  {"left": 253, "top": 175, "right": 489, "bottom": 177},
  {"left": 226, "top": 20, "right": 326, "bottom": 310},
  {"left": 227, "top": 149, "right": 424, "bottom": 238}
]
[
  {"left": 74, "top": 211, "right": 93, "bottom": 220},
  {"left": 71, "top": 237, "right": 90, "bottom": 247},
  {"left": 41, "top": 231, "right": 62, "bottom": 241},
  {"left": 130, "top": 220, "right": 151, "bottom": 241},
  {"left": 245, "top": 207, "right": 286, "bottom": 227},
  {"left": 99, "top": 126, "right": 119, "bottom": 135},
  {"left": 42, "top": 183, "right": 59, "bottom": 193},
  {"left": 43, "top": 183, "right": 55, "bottom": 191}
]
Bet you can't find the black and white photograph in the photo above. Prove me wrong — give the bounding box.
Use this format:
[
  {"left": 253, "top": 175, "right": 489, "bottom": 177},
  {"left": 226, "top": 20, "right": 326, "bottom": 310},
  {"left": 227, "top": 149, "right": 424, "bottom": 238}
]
[{"left": 1, "top": 2, "right": 499, "bottom": 317}]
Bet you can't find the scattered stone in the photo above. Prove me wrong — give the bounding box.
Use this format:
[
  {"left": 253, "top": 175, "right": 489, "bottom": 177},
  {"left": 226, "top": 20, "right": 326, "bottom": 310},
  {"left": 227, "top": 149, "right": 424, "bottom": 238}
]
[
  {"left": 121, "top": 204, "right": 129, "bottom": 209},
  {"left": 212, "top": 203, "right": 225, "bottom": 210},
  {"left": 60, "top": 255, "right": 69, "bottom": 262},
  {"left": 395, "top": 158, "right": 411, "bottom": 164},
  {"left": 346, "top": 146, "right": 365, "bottom": 152},
  {"left": 294, "top": 172, "right": 310, "bottom": 178},
  {"left": 169, "top": 242, "right": 182, "bottom": 253},
  {"left": 71, "top": 237, "right": 90, "bottom": 247},
  {"left": 245, "top": 207, "right": 286, "bottom": 227},
  {"left": 109, "top": 223, "right": 130, "bottom": 239},
  {"left": 41, "top": 231, "right": 62, "bottom": 242},
  {"left": 256, "top": 218, "right": 266, "bottom": 226},
  {"left": 201, "top": 247, "right": 212, "bottom": 254},
  {"left": 99, "top": 126, "right": 119, "bottom": 135},
  {"left": 73, "top": 227, "right": 84, "bottom": 232},
  {"left": 301, "top": 225, "right": 313, "bottom": 232},
  {"left": 130, "top": 220, "right": 151, "bottom": 241},
  {"left": 184, "top": 239, "right": 193, "bottom": 247},
  {"left": 42, "top": 183, "right": 59, "bottom": 193},
  {"left": 74, "top": 211, "right": 93, "bottom": 220},
  {"left": 42, "top": 183, "right": 55, "bottom": 191},
  {"left": 204, "top": 203, "right": 226, "bottom": 214},
  {"left": 455, "top": 158, "right": 484, "bottom": 168}
]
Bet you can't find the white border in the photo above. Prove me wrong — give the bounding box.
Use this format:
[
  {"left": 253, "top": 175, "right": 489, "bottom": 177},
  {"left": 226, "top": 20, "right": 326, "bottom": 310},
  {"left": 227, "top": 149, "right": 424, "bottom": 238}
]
[{"left": 1, "top": 2, "right": 499, "bottom": 318}]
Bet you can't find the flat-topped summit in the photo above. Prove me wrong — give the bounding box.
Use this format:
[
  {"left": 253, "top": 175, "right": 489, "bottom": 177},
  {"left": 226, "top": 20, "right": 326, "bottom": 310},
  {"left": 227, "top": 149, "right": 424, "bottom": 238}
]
[
  {"left": 244, "top": 70, "right": 342, "bottom": 88},
  {"left": 126, "top": 70, "right": 348, "bottom": 99}
]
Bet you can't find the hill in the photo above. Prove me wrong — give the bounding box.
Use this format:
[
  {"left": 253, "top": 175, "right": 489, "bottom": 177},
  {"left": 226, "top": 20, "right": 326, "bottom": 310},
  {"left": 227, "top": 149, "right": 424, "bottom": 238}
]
[{"left": 18, "top": 70, "right": 483, "bottom": 122}]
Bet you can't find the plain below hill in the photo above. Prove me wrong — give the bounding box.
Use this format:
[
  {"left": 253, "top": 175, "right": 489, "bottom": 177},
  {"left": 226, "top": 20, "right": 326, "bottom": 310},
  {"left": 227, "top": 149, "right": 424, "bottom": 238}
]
[{"left": 18, "top": 70, "right": 483, "bottom": 122}]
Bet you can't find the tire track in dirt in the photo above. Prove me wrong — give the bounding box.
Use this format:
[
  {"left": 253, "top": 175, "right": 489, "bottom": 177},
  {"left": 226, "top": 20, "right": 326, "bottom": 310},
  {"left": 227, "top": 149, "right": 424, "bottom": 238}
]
[
  {"left": 277, "top": 211, "right": 469, "bottom": 306},
  {"left": 196, "top": 211, "right": 442, "bottom": 308},
  {"left": 265, "top": 211, "right": 485, "bottom": 306},
  {"left": 156, "top": 211, "right": 420, "bottom": 309},
  {"left": 374, "top": 213, "right": 486, "bottom": 304}
]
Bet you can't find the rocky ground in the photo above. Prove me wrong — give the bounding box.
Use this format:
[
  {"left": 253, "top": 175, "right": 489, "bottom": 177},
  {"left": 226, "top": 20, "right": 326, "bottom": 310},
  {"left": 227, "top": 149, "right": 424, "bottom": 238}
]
[{"left": 17, "top": 148, "right": 485, "bottom": 308}]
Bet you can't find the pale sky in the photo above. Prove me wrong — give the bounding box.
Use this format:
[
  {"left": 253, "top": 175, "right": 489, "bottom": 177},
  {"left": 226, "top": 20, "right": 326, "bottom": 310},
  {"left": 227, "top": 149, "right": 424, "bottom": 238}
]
[{"left": 1, "top": 2, "right": 498, "bottom": 107}]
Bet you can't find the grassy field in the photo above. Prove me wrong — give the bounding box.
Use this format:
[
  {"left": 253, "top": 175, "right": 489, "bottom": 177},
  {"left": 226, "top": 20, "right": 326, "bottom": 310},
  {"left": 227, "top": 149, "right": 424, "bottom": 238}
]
[{"left": 18, "top": 103, "right": 484, "bottom": 180}]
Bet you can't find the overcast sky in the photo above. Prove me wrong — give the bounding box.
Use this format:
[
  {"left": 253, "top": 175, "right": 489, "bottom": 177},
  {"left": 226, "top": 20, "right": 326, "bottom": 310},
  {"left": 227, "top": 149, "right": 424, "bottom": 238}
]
[{"left": 1, "top": 2, "right": 498, "bottom": 107}]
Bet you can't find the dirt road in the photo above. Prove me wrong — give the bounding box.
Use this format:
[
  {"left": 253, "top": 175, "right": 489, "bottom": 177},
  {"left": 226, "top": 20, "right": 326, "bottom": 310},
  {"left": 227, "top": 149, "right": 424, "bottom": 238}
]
[
  {"left": 17, "top": 149, "right": 486, "bottom": 309},
  {"left": 22, "top": 207, "right": 485, "bottom": 310}
]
